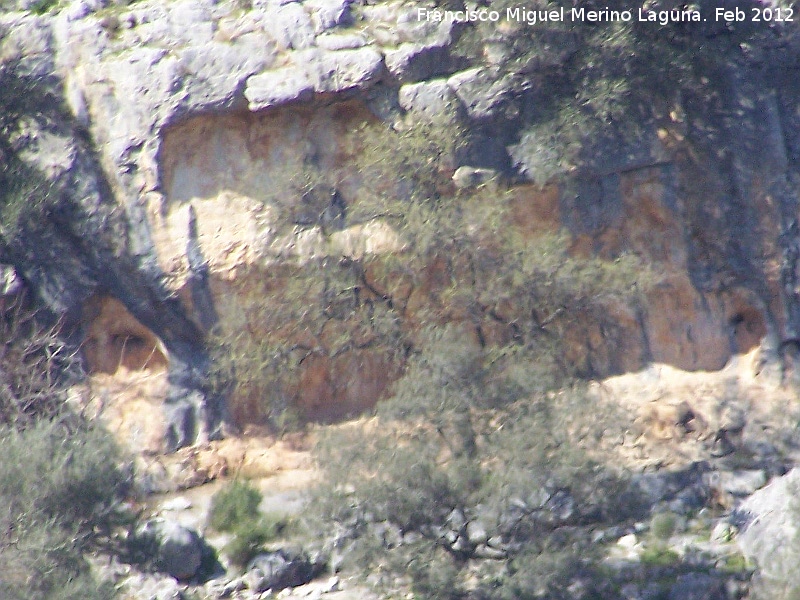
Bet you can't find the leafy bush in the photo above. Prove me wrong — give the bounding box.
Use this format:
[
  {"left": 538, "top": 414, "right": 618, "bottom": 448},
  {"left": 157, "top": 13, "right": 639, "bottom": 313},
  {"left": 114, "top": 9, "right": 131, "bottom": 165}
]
[
  {"left": 208, "top": 480, "right": 263, "bottom": 532},
  {"left": 0, "top": 418, "right": 131, "bottom": 599},
  {"left": 406, "top": 546, "right": 463, "bottom": 600},
  {"left": 223, "top": 514, "right": 294, "bottom": 569},
  {"left": 495, "top": 548, "right": 589, "bottom": 600},
  {"left": 208, "top": 106, "right": 648, "bottom": 431},
  {"left": 640, "top": 546, "right": 681, "bottom": 568},
  {"left": 719, "top": 552, "right": 751, "bottom": 575},
  {"left": 303, "top": 174, "right": 652, "bottom": 593},
  {"left": 442, "top": 0, "right": 794, "bottom": 188},
  {"left": 0, "top": 419, "right": 128, "bottom": 533},
  {"left": 650, "top": 511, "right": 678, "bottom": 541},
  {"left": 28, "top": 0, "right": 59, "bottom": 14},
  {"left": 0, "top": 289, "right": 133, "bottom": 598},
  {"left": 349, "top": 118, "right": 465, "bottom": 221},
  {"left": 206, "top": 118, "right": 465, "bottom": 431},
  {"left": 0, "top": 60, "right": 60, "bottom": 235},
  {"left": 223, "top": 523, "right": 272, "bottom": 569},
  {"left": 208, "top": 253, "right": 408, "bottom": 430},
  {"left": 314, "top": 329, "right": 636, "bottom": 596},
  {"left": 209, "top": 481, "right": 296, "bottom": 568}
]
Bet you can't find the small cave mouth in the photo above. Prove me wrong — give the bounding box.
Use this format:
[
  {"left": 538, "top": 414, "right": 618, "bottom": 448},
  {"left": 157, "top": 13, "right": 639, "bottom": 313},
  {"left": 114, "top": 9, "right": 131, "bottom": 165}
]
[
  {"left": 728, "top": 306, "right": 766, "bottom": 356},
  {"left": 81, "top": 295, "right": 168, "bottom": 375}
]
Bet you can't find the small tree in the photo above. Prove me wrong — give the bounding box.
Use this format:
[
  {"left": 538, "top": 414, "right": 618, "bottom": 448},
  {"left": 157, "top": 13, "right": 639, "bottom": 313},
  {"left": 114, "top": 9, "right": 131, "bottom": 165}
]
[
  {"left": 0, "top": 417, "right": 132, "bottom": 599},
  {"left": 308, "top": 112, "right": 647, "bottom": 592},
  {"left": 0, "top": 293, "right": 132, "bottom": 598},
  {"left": 312, "top": 233, "right": 642, "bottom": 596}
]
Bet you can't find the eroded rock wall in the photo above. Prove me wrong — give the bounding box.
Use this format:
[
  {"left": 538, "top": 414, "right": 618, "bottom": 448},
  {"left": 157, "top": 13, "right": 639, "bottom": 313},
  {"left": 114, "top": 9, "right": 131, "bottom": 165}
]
[{"left": 2, "top": 0, "right": 799, "bottom": 446}]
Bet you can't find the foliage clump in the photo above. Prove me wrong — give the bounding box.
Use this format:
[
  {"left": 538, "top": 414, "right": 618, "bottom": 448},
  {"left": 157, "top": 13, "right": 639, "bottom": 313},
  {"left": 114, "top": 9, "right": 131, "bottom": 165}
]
[
  {"left": 292, "top": 110, "right": 655, "bottom": 596},
  {"left": 222, "top": 513, "right": 295, "bottom": 569},
  {"left": 204, "top": 108, "right": 653, "bottom": 594},
  {"left": 445, "top": 0, "right": 795, "bottom": 186},
  {"left": 208, "top": 480, "right": 294, "bottom": 569},
  {"left": 206, "top": 118, "right": 466, "bottom": 431},
  {"left": 0, "top": 282, "right": 133, "bottom": 599},
  {"left": 0, "top": 363, "right": 132, "bottom": 599},
  {"left": 209, "top": 479, "right": 263, "bottom": 533},
  {"left": 313, "top": 328, "right": 641, "bottom": 597},
  {"left": 0, "top": 60, "right": 60, "bottom": 236}
]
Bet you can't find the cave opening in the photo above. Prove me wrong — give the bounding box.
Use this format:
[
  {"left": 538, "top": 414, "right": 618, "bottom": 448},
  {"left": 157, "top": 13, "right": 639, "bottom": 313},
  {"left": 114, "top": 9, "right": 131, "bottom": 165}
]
[{"left": 81, "top": 295, "right": 167, "bottom": 375}]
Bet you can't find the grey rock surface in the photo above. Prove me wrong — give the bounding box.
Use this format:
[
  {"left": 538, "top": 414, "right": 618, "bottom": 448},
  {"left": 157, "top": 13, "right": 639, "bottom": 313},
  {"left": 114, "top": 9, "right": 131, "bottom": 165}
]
[
  {"left": 305, "top": 0, "right": 353, "bottom": 32},
  {"left": 246, "top": 550, "right": 321, "bottom": 592},
  {"left": 398, "top": 78, "right": 458, "bottom": 120},
  {"left": 136, "top": 519, "right": 207, "bottom": 581},
  {"left": 384, "top": 41, "right": 450, "bottom": 83},
  {"left": 447, "top": 67, "right": 521, "bottom": 120},
  {"left": 260, "top": 2, "right": 316, "bottom": 49},
  {"left": 452, "top": 166, "right": 497, "bottom": 189},
  {"left": 735, "top": 468, "right": 800, "bottom": 585},
  {"left": 123, "top": 572, "right": 185, "bottom": 600},
  {"left": 245, "top": 47, "right": 384, "bottom": 110},
  {"left": 667, "top": 573, "right": 727, "bottom": 600}
]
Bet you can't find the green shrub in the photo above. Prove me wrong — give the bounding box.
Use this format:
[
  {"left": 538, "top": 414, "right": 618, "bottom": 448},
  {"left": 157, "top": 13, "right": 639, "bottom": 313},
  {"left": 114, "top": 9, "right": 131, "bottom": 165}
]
[
  {"left": 496, "top": 548, "right": 586, "bottom": 600},
  {"left": 720, "top": 552, "right": 752, "bottom": 574},
  {"left": 28, "top": 0, "right": 59, "bottom": 14},
  {"left": 0, "top": 276, "right": 132, "bottom": 598},
  {"left": 313, "top": 348, "right": 634, "bottom": 595},
  {"left": 0, "top": 62, "right": 59, "bottom": 235},
  {"left": 407, "top": 547, "right": 463, "bottom": 600},
  {"left": 223, "top": 514, "right": 294, "bottom": 569},
  {"left": 0, "top": 418, "right": 131, "bottom": 599},
  {"left": 650, "top": 511, "right": 678, "bottom": 541},
  {"left": 223, "top": 523, "right": 271, "bottom": 569},
  {"left": 0, "top": 418, "right": 131, "bottom": 540},
  {"left": 208, "top": 480, "right": 263, "bottom": 532},
  {"left": 349, "top": 118, "right": 465, "bottom": 217},
  {"left": 208, "top": 479, "right": 295, "bottom": 569},
  {"left": 640, "top": 546, "right": 681, "bottom": 567},
  {"left": 209, "top": 254, "right": 407, "bottom": 431}
]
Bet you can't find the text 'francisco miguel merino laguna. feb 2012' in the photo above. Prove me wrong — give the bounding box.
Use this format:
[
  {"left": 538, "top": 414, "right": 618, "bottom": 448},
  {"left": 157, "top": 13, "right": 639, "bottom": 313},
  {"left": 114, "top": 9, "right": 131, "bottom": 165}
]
[{"left": 416, "top": 4, "right": 795, "bottom": 25}]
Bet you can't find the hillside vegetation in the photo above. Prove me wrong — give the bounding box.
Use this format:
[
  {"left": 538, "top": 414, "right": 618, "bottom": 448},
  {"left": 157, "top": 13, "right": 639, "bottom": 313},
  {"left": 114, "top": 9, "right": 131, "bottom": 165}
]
[{"left": 2, "top": 0, "right": 800, "bottom": 598}]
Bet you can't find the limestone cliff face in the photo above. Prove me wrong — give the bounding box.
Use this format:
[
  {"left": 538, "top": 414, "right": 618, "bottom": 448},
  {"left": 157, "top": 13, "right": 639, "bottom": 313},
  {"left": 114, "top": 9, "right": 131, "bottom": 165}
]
[{"left": 1, "top": 0, "right": 799, "bottom": 449}]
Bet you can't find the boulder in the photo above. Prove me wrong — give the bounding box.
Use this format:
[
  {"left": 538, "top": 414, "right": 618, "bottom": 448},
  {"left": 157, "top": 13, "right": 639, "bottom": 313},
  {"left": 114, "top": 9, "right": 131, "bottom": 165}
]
[
  {"left": 708, "top": 469, "right": 768, "bottom": 499},
  {"left": 243, "top": 65, "right": 315, "bottom": 109},
  {"left": 259, "top": 2, "right": 316, "bottom": 50},
  {"left": 203, "top": 576, "right": 246, "bottom": 598},
  {"left": 628, "top": 462, "right": 710, "bottom": 511},
  {"left": 305, "top": 0, "right": 353, "bottom": 32},
  {"left": 735, "top": 468, "right": 800, "bottom": 587},
  {"left": 667, "top": 573, "right": 727, "bottom": 600},
  {"left": 452, "top": 166, "right": 498, "bottom": 189},
  {"left": 245, "top": 550, "right": 322, "bottom": 592},
  {"left": 385, "top": 41, "right": 451, "bottom": 83},
  {"left": 398, "top": 79, "right": 458, "bottom": 120},
  {"left": 135, "top": 519, "right": 206, "bottom": 581},
  {"left": 447, "top": 68, "right": 521, "bottom": 120},
  {"left": 316, "top": 32, "right": 367, "bottom": 51},
  {"left": 121, "top": 572, "right": 185, "bottom": 600}
]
